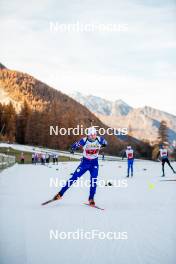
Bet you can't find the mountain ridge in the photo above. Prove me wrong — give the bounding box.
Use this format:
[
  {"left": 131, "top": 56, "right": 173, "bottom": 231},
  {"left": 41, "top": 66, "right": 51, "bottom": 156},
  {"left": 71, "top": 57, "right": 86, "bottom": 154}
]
[
  {"left": 69, "top": 91, "right": 176, "bottom": 144},
  {"left": 70, "top": 91, "right": 133, "bottom": 116}
]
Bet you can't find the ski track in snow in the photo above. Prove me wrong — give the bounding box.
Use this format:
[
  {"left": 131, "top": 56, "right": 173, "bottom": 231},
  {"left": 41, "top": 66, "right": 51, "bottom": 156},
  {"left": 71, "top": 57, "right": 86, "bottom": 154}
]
[{"left": 0, "top": 158, "right": 176, "bottom": 264}]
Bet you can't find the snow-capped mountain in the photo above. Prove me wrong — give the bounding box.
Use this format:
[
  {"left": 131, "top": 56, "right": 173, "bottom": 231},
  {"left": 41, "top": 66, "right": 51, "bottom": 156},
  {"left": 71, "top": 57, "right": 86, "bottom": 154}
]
[
  {"left": 69, "top": 92, "right": 176, "bottom": 144},
  {"left": 70, "top": 92, "right": 133, "bottom": 116}
]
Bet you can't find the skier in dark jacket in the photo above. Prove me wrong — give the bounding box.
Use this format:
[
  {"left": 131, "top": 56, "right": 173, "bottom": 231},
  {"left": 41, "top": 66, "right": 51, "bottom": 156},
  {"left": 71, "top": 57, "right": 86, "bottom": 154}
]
[{"left": 157, "top": 145, "right": 176, "bottom": 177}]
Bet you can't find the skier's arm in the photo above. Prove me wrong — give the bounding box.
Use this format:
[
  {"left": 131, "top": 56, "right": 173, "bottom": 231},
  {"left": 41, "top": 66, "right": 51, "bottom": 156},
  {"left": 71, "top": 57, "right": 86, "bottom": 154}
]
[
  {"left": 71, "top": 138, "right": 86, "bottom": 151},
  {"left": 99, "top": 137, "right": 107, "bottom": 148}
]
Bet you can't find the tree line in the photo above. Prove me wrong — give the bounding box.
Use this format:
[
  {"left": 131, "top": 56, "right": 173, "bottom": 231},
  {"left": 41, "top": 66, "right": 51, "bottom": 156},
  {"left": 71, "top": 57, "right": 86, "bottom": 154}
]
[
  {"left": 1, "top": 68, "right": 173, "bottom": 159},
  {"left": 0, "top": 101, "right": 156, "bottom": 158}
]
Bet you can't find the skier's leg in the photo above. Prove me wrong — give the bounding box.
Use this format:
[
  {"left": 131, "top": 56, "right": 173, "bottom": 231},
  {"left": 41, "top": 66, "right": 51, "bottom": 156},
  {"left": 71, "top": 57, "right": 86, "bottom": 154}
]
[
  {"left": 166, "top": 159, "right": 175, "bottom": 172},
  {"left": 89, "top": 163, "right": 99, "bottom": 201},
  {"left": 127, "top": 159, "right": 130, "bottom": 177},
  {"left": 131, "top": 159, "right": 134, "bottom": 176},
  {"left": 162, "top": 160, "right": 165, "bottom": 176},
  {"left": 59, "top": 162, "right": 88, "bottom": 196}
]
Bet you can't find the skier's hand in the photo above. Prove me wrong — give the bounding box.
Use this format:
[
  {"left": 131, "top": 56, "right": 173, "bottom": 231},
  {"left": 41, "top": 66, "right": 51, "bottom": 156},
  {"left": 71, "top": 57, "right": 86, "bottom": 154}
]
[
  {"left": 75, "top": 142, "right": 80, "bottom": 148},
  {"left": 72, "top": 142, "right": 80, "bottom": 150}
]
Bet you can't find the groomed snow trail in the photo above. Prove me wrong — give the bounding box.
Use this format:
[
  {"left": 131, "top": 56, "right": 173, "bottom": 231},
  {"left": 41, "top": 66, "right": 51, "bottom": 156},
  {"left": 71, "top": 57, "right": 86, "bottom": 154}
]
[{"left": 0, "top": 160, "right": 176, "bottom": 264}]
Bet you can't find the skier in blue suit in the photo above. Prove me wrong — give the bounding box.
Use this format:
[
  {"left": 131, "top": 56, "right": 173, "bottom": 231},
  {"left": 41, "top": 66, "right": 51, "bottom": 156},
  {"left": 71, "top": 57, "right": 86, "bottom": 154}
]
[
  {"left": 122, "top": 146, "right": 134, "bottom": 177},
  {"left": 53, "top": 127, "right": 107, "bottom": 206}
]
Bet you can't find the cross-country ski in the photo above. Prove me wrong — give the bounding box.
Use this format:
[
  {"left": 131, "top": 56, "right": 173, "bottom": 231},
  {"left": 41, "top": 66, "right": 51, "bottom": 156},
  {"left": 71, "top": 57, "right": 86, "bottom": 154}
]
[{"left": 83, "top": 202, "right": 105, "bottom": 210}]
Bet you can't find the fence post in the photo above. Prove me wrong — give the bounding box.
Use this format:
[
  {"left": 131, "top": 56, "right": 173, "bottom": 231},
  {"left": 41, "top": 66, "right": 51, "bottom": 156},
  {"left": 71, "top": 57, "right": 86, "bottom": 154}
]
[{"left": 0, "top": 153, "right": 16, "bottom": 170}]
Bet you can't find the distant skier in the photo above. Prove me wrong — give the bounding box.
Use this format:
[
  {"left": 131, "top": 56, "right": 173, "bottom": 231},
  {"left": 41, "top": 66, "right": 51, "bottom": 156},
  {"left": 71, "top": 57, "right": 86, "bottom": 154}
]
[
  {"left": 52, "top": 154, "right": 56, "bottom": 165},
  {"left": 41, "top": 153, "right": 46, "bottom": 165},
  {"left": 55, "top": 154, "right": 59, "bottom": 165},
  {"left": 32, "top": 153, "right": 35, "bottom": 164},
  {"left": 122, "top": 146, "right": 134, "bottom": 177},
  {"left": 52, "top": 127, "right": 107, "bottom": 206},
  {"left": 46, "top": 153, "right": 50, "bottom": 164},
  {"left": 70, "top": 148, "right": 74, "bottom": 154},
  {"left": 20, "top": 152, "right": 25, "bottom": 164},
  {"left": 34, "top": 153, "right": 38, "bottom": 165},
  {"left": 38, "top": 153, "right": 42, "bottom": 164},
  {"left": 157, "top": 145, "right": 176, "bottom": 177}
]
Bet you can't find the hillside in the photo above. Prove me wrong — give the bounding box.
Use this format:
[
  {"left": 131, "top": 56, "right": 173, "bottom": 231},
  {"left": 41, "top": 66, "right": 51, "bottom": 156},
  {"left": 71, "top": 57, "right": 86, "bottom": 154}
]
[
  {"left": 0, "top": 65, "right": 126, "bottom": 155},
  {"left": 96, "top": 107, "right": 176, "bottom": 144}
]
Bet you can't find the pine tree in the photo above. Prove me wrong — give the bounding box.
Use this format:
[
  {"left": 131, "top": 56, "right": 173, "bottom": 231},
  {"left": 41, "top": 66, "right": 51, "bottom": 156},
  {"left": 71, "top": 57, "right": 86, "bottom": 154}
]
[
  {"left": 0, "top": 103, "right": 6, "bottom": 139},
  {"left": 25, "top": 110, "right": 41, "bottom": 145},
  {"left": 5, "top": 102, "right": 16, "bottom": 142},
  {"left": 158, "top": 120, "right": 168, "bottom": 145},
  {"left": 0, "top": 102, "right": 16, "bottom": 142},
  {"left": 16, "top": 101, "right": 31, "bottom": 144}
]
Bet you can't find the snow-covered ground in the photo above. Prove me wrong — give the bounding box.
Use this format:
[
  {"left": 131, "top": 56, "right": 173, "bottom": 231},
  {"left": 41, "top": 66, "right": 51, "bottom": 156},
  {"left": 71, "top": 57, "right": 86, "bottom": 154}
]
[
  {"left": 0, "top": 159, "right": 176, "bottom": 264},
  {"left": 0, "top": 143, "right": 124, "bottom": 161}
]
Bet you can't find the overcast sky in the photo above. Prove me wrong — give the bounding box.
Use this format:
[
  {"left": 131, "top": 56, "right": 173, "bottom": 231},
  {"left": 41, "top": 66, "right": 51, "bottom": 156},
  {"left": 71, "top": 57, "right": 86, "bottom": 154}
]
[{"left": 0, "top": 0, "right": 176, "bottom": 115}]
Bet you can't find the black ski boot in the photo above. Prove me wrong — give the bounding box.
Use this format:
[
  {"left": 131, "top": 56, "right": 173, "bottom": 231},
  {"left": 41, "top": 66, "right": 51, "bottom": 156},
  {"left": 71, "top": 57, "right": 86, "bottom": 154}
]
[
  {"left": 53, "top": 193, "right": 62, "bottom": 201},
  {"left": 89, "top": 199, "right": 95, "bottom": 206}
]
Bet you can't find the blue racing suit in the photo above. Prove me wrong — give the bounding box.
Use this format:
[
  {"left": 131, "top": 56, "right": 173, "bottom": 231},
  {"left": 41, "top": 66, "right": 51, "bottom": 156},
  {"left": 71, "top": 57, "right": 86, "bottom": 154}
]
[
  {"left": 122, "top": 149, "right": 134, "bottom": 177},
  {"left": 59, "top": 136, "right": 107, "bottom": 200}
]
